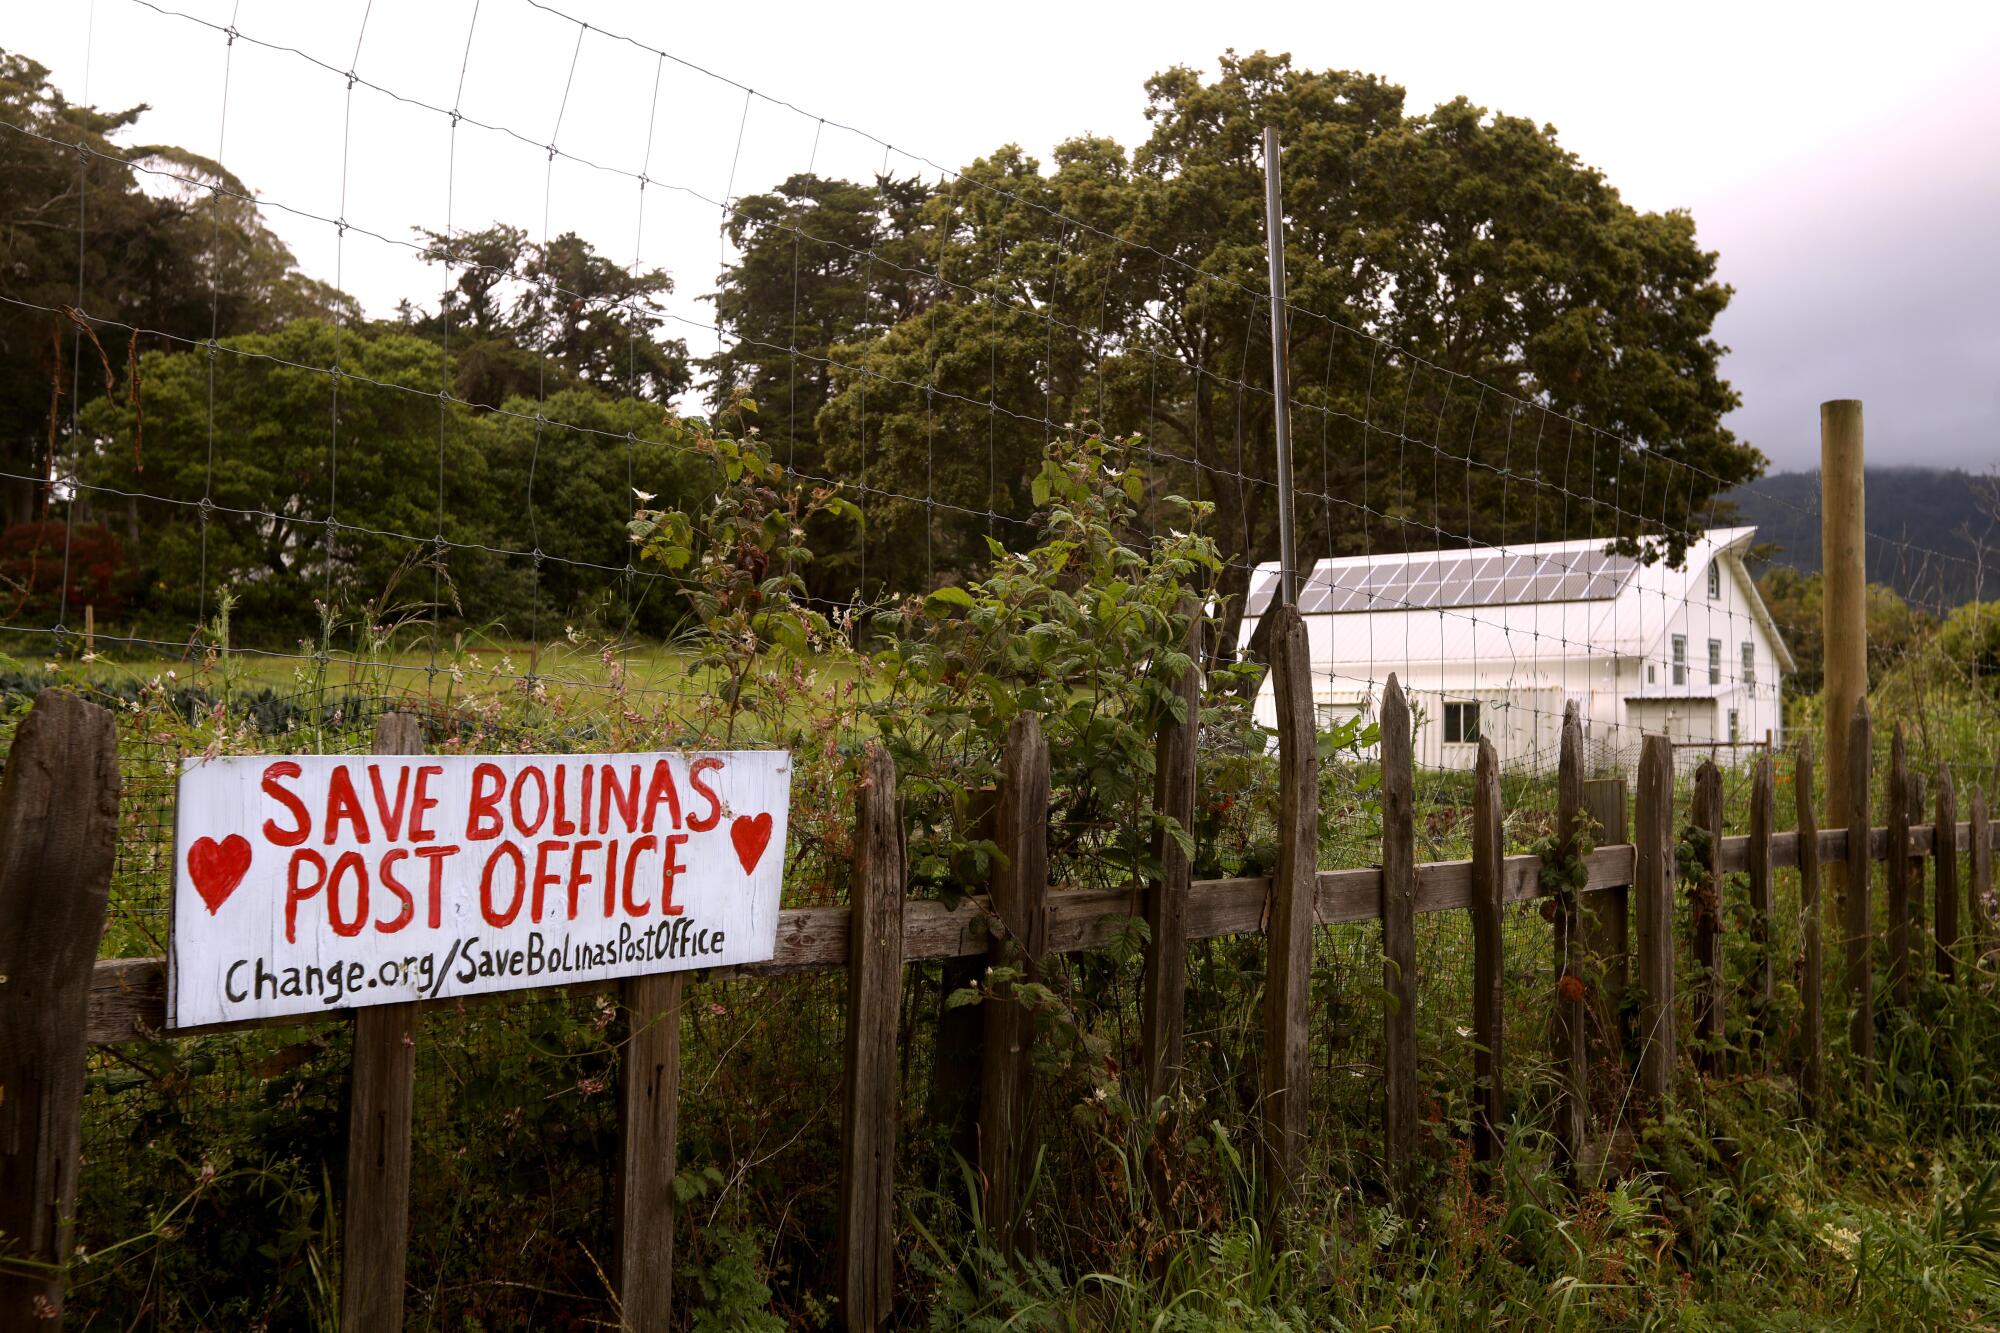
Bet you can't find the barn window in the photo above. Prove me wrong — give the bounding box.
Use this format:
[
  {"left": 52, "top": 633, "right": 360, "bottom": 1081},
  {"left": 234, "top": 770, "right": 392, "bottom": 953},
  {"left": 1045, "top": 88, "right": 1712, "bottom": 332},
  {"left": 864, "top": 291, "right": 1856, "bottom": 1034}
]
[
  {"left": 1742, "top": 641, "right": 1755, "bottom": 686},
  {"left": 1444, "top": 701, "right": 1481, "bottom": 745},
  {"left": 1672, "top": 635, "right": 1687, "bottom": 685},
  {"left": 1729, "top": 709, "right": 1741, "bottom": 742},
  {"left": 1707, "top": 563, "right": 1721, "bottom": 598},
  {"left": 1648, "top": 663, "right": 1657, "bottom": 685},
  {"left": 1708, "top": 639, "right": 1722, "bottom": 685}
]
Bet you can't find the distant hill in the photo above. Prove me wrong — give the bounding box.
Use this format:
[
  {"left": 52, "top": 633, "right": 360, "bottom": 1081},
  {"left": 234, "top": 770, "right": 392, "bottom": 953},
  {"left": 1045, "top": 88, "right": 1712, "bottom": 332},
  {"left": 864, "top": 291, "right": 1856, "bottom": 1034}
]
[{"left": 1725, "top": 467, "right": 1998, "bottom": 610}]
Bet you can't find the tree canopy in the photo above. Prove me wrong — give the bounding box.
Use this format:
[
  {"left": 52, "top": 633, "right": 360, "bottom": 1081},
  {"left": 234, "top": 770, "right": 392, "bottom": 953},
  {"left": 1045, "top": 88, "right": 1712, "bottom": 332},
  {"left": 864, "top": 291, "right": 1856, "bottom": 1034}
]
[
  {"left": 0, "top": 50, "right": 344, "bottom": 527},
  {"left": 6, "top": 46, "right": 1763, "bottom": 651},
  {"left": 722, "top": 52, "right": 1760, "bottom": 640}
]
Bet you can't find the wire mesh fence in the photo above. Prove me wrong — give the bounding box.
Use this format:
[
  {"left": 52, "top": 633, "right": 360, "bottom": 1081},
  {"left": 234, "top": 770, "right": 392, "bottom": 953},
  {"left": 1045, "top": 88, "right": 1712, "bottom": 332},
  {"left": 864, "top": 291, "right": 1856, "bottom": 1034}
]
[{"left": 2, "top": 0, "right": 1998, "bottom": 1324}]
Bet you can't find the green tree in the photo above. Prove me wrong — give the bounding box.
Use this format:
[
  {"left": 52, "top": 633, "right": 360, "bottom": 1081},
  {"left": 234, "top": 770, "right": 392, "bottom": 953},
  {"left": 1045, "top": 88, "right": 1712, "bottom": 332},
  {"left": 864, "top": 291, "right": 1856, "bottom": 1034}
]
[
  {"left": 814, "top": 144, "right": 1122, "bottom": 597},
  {"left": 77, "top": 322, "right": 712, "bottom": 641},
  {"left": 1757, "top": 564, "right": 1936, "bottom": 695},
  {"left": 1934, "top": 600, "right": 2000, "bottom": 698},
  {"left": 482, "top": 386, "right": 711, "bottom": 635},
  {"left": 78, "top": 321, "right": 502, "bottom": 637},
  {"left": 705, "top": 173, "right": 931, "bottom": 477},
  {"left": 413, "top": 225, "right": 691, "bottom": 408},
  {"left": 1, "top": 50, "right": 342, "bottom": 525}
]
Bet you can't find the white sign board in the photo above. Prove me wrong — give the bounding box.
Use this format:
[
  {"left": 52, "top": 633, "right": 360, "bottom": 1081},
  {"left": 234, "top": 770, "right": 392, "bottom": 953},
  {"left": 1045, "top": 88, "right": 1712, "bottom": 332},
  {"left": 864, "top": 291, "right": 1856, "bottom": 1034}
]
[{"left": 169, "top": 751, "right": 791, "bottom": 1027}]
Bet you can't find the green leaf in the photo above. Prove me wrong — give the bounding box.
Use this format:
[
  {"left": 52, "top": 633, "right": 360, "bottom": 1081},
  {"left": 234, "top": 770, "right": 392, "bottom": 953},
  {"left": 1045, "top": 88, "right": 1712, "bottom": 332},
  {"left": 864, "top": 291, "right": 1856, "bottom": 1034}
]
[{"left": 926, "top": 585, "right": 977, "bottom": 615}]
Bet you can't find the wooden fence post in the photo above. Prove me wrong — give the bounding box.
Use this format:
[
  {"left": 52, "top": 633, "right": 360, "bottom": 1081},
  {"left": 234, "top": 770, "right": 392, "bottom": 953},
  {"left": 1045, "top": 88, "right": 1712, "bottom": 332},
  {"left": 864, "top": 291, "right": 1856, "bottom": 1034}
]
[
  {"left": 837, "top": 744, "right": 905, "bottom": 1329},
  {"left": 1908, "top": 771, "right": 1928, "bottom": 958},
  {"left": 0, "top": 691, "right": 120, "bottom": 1331},
  {"left": 1470, "top": 736, "right": 1504, "bottom": 1168},
  {"left": 1142, "top": 609, "right": 1200, "bottom": 1108},
  {"left": 1581, "top": 776, "right": 1629, "bottom": 1067},
  {"left": 1886, "top": 725, "right": 1913, "bottom": 1007},
  {"left": 1380, "top": 674, "right": 1417, "bottom": 1201},
  {"left": 1634, "top": 734, "right": 1676, "bottom": 1105},
  {"left": 341, "top": 711, "right": 425, "bottom": 1333},
  {"left": 1747, "top": 754, "right": 1775, "bottom": 1051},
  {"left": 1552, "top": 705, "right": 1587, "bottom": 1170},
  {"left": 1845, "top": 702, "right": 1874, "bottom": 1081},
  {"left": 1821, "top": 399, "right": 1866, "bottom": 909},
  {"left": 1972, "top": 787, "right": 1992, "bottom": 979},
  {"left": 616, "top": 972, "right": 683, "bottom": 1330},
  {"left": 979, "top": 713, "right": 1050, "bottom": 1257},
  {"left": 1691, "top": 760, "right": 1724, "bottom": 1074},
  {"left": 1260, "top": 606, "right": 1317, "bottom": 1217},
  {"left": 1795, "top": 741, "right": 1825, "bottom": 1113},
  {"left": 1936, "top": 767, "right": 1959, "bottom": 985}
]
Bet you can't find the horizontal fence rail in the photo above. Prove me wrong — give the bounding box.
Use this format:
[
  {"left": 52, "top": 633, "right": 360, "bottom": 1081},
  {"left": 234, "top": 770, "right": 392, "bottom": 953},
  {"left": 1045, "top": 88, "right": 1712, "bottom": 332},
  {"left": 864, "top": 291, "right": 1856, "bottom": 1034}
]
[{"left": 82, "top": 822, "right": 1986, "bottom": 1046}]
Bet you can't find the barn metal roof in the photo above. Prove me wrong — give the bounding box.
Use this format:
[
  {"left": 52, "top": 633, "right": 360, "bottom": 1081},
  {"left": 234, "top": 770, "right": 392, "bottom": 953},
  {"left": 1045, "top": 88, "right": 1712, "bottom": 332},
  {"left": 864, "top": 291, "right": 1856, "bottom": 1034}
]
[
  {"left": 1238, "top": 528, "right": 1795, "bottom": 674},
  {"left": 1246, "top": 546, "right": 1640, "bottom": 620}
]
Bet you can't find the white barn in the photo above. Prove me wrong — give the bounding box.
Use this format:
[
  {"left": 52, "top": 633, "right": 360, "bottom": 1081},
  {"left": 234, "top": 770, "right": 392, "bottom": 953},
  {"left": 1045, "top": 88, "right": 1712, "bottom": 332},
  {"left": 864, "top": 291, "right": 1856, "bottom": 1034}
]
[{"left": 1239, "top": 527, "right": 1794, "bottom": 773}]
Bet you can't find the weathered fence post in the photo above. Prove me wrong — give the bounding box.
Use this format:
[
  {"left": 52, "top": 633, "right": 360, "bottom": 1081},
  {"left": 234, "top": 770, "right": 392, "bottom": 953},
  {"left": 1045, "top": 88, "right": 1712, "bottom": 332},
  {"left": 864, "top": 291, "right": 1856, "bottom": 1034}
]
[
  {"left": 0, "top": 691, "right": 120, "bottom": 1331},
  {"left": 1691, "top": 760, "right": 1725, "bottom": 1073},
  {"left": 341, "top": 711, "right": 425, "bottom": 1333},
  {"left": 1821, "top": 399, "right": 1867, "bottom": 1080},
  {"left": 837, "top": 743, "right": 905, "bottom": 1329},
  {"left": 1581, "top": 776, "right": 1629, "bottom": 1065},
  {"left": 1795, "top": 741, "right": 1825, "bottom": 1113},
  {"left": 1634, "top": 734, "right": 1677, "bottom": 1104},
  {"left": 1552, "top": 705, "right": 1587, "bottom": 1170},
  {"left": 1908, "top": 771, "right": 1928, "bottom": 959},
  {"left": 1470, "top": 736, "right": 1504, "bottom": 1168},
  {"left": 1142, "top": 609, "right": 1200, "bottom": 1108},
  {"left": 979, "top": 713, "right": 1050, "bottom": 1257},
  {"left": 1821, "top": 399, "right": 1866, "bottom": 920},
  {"left": 1747, "top": 753, "right": 1775, "bottom": 1052},
  {"left": 616, "top": 972, "right": 683, "bottom": 1330},
  {"left": 1936, "top": 767, "right": 1959, "bottom": 985},
  {"left": 1972, "top": 787, "right": 1993, "bottom": 979},
  {"left": 1845, "top": 702, "right": 1874, "bottom": 1080},
  {"left": 1260, "top": 606, "right": 1317, "bottom": 1217},
  {"left": 1380, "top": 674, "right": 1417, "bottom": 1200},
  {"left": 1886, "top": 726, "right": 1913, "bottom": 1007}
]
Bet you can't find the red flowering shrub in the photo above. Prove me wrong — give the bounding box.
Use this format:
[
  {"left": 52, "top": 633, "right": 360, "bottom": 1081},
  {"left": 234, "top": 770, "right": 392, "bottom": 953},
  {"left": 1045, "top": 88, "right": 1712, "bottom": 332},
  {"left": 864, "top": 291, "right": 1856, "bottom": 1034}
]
[{"left": 0, "top": 520, "right": 133, "bottom": 622}]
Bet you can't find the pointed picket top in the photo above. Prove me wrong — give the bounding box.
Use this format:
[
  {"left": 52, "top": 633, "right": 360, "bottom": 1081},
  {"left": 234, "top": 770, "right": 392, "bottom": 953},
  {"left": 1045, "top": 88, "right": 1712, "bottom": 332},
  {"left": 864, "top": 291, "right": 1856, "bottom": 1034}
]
[{"left": 1382, "top": 672, "right": 1409, "bottom": 744}]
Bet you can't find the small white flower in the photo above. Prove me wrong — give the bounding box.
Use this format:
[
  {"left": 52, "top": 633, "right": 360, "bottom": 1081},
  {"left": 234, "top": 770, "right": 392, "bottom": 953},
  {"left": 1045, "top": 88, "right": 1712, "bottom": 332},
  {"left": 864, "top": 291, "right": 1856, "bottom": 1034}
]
[{"left": 632, "top": 487, "right": 656, "bottom": 503}]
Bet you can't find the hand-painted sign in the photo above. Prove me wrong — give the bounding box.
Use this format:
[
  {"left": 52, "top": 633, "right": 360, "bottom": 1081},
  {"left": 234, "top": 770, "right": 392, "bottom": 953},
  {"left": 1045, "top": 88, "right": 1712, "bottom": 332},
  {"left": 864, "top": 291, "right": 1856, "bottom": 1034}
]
[{"left": 169, "top": 751, "right": 790, "bottom": 1027}]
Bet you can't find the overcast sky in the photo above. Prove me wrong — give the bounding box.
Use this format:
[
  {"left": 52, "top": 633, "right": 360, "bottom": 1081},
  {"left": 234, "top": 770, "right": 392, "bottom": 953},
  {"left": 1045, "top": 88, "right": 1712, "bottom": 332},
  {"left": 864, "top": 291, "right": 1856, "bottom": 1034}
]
[{"left": 5, "top": 0, "right": 1997, "bottom": 474}]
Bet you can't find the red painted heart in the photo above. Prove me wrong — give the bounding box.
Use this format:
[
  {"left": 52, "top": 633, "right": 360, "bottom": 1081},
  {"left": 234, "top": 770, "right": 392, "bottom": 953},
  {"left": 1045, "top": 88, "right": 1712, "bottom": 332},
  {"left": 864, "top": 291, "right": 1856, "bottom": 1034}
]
[
  {"left": 730, "top": 812, "right": 774, "bottom": 875},
  {"left": 187, "top": 834, "right": 253, "bottom": 916}
]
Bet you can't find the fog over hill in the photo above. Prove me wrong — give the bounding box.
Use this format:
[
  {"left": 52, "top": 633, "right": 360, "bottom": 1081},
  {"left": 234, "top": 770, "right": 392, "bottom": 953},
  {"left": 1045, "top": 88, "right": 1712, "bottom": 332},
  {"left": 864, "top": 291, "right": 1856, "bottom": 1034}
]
[{"left": 1726, "top": 467, "right": 1999, "bottom": 609}]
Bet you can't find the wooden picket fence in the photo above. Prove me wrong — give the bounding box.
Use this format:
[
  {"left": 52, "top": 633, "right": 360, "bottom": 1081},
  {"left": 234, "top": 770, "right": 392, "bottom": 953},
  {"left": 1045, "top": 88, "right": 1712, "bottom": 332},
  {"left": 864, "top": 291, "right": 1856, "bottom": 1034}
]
[{"left": 3, "top": 610, "right": 1998, "bottom": 1329}]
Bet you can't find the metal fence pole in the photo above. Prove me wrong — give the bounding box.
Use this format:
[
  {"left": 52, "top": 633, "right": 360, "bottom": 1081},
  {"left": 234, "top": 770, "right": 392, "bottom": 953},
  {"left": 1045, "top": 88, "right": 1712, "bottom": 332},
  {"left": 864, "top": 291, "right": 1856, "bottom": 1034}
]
[{"left": 1262, "top": 125, "right": 1297, "bottom": 608}]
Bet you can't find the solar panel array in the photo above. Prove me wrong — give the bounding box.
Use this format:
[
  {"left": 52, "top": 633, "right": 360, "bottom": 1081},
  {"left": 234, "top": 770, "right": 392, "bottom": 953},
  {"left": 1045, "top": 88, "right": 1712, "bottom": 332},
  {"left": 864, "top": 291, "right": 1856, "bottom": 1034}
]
[{"left": 1250, "top": 547, "right": 1640, "bottom": 618}]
